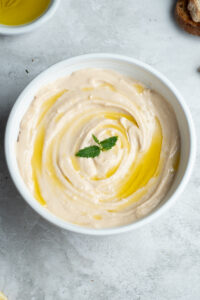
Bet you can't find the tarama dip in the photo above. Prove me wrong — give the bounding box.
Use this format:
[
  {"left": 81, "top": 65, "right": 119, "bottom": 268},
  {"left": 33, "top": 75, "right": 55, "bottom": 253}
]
[{"left": 16, "top": 69, "right": 180, "bottom": 228}]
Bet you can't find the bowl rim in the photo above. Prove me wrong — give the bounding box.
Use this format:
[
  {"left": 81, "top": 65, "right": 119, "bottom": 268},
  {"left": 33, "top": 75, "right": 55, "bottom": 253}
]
[
  {"left": 4, "top": 53, "right": 196, "bottom": 235},
  {"left": 0, "top": 0, "right": 60, "bottom": 35}
]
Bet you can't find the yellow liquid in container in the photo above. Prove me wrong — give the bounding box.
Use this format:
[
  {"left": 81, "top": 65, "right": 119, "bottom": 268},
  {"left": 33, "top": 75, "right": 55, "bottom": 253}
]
[{"left": 0, "top": 0, "right": 51, "bottom": 26}]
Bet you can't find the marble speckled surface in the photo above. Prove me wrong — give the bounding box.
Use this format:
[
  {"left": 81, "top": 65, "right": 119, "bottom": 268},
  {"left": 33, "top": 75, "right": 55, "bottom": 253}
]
[{"left": 0, "top": 0, "right": 200, "bottom": 299}]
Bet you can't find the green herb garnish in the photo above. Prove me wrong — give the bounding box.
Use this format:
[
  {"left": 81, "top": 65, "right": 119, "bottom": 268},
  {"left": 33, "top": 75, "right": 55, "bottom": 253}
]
[
  {"left": 75, "top": 145, "right": 100, "bottom": 158},
  {"left": 92, "top": 134, "right": 101, "bottom": 145},
  {"left": 75, "top": 135, "right": 118, "bottom": 158},
  {"left": 99, "top": 136, "right": 118, "bottom": 151}
]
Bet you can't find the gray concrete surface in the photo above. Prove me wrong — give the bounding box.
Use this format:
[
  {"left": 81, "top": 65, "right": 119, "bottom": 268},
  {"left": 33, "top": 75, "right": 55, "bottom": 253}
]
[{"left": 0, "top": 0, "right": 200, "bottom": 299}]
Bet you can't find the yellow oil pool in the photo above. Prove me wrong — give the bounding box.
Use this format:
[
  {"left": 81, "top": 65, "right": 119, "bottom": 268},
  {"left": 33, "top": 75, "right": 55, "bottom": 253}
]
[{"left": 0, "top": 0, "right": 51, "bottom": 26}]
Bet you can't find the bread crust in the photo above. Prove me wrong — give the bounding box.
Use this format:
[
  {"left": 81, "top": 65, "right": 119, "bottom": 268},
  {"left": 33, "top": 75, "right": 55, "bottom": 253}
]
[{"left": 175, "top": 0, "right": 200, "bottom": 36}]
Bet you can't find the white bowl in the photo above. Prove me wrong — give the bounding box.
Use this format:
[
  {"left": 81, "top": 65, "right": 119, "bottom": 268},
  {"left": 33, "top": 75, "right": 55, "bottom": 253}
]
[
  {"left": 5, "top": 54, "right": 196, "bottom": 235},
  {"left": 0, "top": 0, "right": 60, "bottom": 35}
]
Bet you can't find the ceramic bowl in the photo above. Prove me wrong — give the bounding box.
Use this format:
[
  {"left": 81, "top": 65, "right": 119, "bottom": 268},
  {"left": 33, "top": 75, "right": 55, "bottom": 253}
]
[
  {"left": 5, "top": 54, "right": 196, "bottom": 235},
  {"left": 0, "top": 0, "right": 60, "bottom": 35}
]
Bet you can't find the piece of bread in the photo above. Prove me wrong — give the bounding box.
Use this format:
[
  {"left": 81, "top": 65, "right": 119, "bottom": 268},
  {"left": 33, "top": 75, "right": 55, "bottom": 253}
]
[
  {"left": 188, "top": 0, "right": 200, "bottom": 22},
  {"left": 175, "top": 0, "right": 200, "bottom": 36}
]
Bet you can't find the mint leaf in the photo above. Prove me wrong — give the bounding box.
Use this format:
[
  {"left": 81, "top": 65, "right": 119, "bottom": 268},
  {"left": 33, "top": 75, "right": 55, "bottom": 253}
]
[
  {"left": 100, "top": 136, "right": 118, "bottom": 151},
  {"left": 75, "top": 145, "right": 101, "bottom": 158},
  {"left": 92, "top": 134, "right": 100, "bottom": 145},
  {"left": 75, "top": 135, "right": 118, "bottom": 158}
]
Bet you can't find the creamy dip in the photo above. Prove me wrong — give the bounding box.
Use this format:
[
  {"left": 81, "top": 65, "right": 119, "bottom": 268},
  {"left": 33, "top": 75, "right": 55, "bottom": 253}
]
[{"left": 16, "top": 69, "right": 180, "bottom": 228}]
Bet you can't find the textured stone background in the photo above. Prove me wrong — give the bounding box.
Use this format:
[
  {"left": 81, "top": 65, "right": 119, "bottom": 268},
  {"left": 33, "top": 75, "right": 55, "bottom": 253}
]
[{"left": 0, "top": 0, "right": 200, "bottom": 299}]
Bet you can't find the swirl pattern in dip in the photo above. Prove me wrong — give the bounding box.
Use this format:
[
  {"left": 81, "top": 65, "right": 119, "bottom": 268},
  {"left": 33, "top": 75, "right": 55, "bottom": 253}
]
[{"left": 16, "top": 69, "right": 180, "bottom": 228}]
